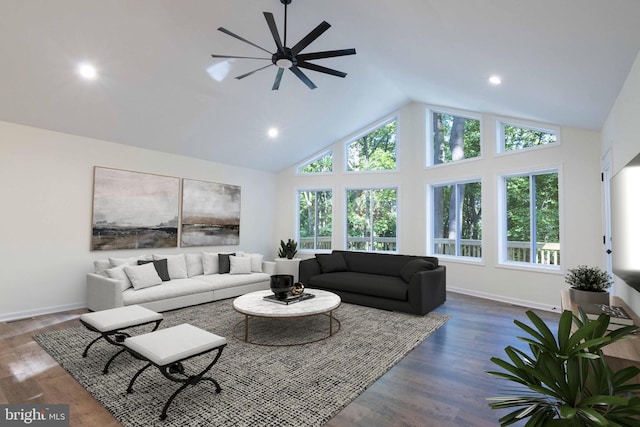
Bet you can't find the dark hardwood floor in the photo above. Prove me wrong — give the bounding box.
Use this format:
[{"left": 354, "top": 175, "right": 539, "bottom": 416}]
[{"left": 0, "top": 292, "right": 560, "bottom": 426}]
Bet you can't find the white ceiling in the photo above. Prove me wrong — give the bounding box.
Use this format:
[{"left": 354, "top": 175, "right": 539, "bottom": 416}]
[{"left": 1, "top": 0, "right": 639, "bottom": 172}]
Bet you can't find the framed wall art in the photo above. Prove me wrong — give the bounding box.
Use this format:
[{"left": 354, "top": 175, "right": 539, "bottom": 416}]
[
  {"left": 91, "top": 167, "right": 180, "bottom": 251},
  {"left": 181, "top": 179, "right": 241, "bottom": 247}
]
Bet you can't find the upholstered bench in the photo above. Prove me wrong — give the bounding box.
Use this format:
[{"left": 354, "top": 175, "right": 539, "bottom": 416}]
[
  {"left": 79, "top": 305, "right": 163, "bottom": 374},
  {"left": 123, "top": 323, "right": 227, "bottom": 420}
]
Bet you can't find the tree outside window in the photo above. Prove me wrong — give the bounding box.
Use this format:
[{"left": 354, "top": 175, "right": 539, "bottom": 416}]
[
  {"left": 297, "top": 151, "right": 333, "bottom": 174},
  {"left": 431, "top": 111, "right": 481, "bottom": 165},
  {"left": 346, "top": 188, "right": 397, "bottom": 252},
  {"left": 346, "top": 120, "right": 397, "bottom": 171},
  {"left": 504, "top": 171, "right": 560, "bottom": 265},
  {"left": 432, "top": 181, "right": 482, "bottom": 258},
  {"left": 297, "top": 190, "right": 332, "bottom": 250},
  {"left": 500, "top": 123, "right": 557, "bottom": 152}
]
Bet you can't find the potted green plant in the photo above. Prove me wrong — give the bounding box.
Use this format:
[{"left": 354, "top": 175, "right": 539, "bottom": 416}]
[
  {"left": 277, "top": 238, "right": 298, "bottom": 259},
  {"left": 487, "top": 309, "right": 640, "bottom": 426},
  {"left": 565, "top": 265, "right": 613, "bottom": 305}
]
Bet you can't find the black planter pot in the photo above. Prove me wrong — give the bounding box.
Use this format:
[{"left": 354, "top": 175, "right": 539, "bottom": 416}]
[{"left": 270, "top": 274, "right": 294, "bottom": 300}]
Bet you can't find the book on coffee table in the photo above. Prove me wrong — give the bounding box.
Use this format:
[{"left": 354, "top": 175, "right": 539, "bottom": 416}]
[
  {"left": 581, "top": 303, "right": 634, "bottom": 325},
  {"left": 263, "top": 292, "right": 316, "bottom": 305}
]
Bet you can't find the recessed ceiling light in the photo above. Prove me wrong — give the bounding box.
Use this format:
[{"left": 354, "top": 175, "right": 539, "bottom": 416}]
[
  {"left": 267, "top": 127, "right": 279, "bottom": 138},
  {"left": 77, "top": 62, "right": 97, "bottom": 80},
  {"left": 489, "top": 75, "right": 502, "bottom": 85}
]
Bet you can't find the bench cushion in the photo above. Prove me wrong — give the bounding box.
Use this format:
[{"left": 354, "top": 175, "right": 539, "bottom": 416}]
[
  {"left": 80, "top": 305, "right": 162, "bottom": 332},
  {"left": 125, "top": 324, "right": 227, "bottom": 366}
]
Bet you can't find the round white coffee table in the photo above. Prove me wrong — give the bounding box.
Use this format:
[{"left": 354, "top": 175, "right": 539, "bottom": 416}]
[{"left": 232, "top": 289, "right": 341, "bottom": 346}]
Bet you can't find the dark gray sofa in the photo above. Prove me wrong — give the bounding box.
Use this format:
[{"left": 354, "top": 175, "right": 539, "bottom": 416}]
[{"left": 299, "top": 250, "right": 446, "bottom": 315}]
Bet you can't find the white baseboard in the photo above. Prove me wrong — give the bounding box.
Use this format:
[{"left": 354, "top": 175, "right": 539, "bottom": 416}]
[
  {"left": 0, "top": 302, "right": 87, "bottom": 323},
  {"left": 448, "top": 286, "right": 562, "bottom": 313}
]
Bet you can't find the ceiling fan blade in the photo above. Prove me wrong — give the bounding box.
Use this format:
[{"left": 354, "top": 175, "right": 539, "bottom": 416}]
[
  {"left": 217, "top": 27, "right": 273, "bottom": 55},
  {"left": 211, "top": 54, "right": 270, "bottom": 60},
  {"left": 235, "top": 64, "right": 273, "bottom": 80},
  {"left": 263, "top": 12, "right": 284, "bottom": 53},
  {"left": 289, "top": 66, "right": 317, "bottom": 89},
  {"left": 290, "top": 21, "right": 331, "bottom": 55},
  {"left": 272, "top": 68, "right": 284, "bottom": 90},
  {"left": 297, "top": 48, "right": 357, "bottom": 61},
  {"left": 297, "top": 61, "right": 347, "bottom": 78}
]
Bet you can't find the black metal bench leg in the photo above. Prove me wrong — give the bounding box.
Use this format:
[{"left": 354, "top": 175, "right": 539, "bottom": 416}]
[
  {"left": 102, "top": 348, "right": 126, "bottom": 374},
  {"left": 127, "top": 362, "right": 152, "bottom": 394},
  {"left": 82, "top": 335, "right": 103, "bottom": 358}
]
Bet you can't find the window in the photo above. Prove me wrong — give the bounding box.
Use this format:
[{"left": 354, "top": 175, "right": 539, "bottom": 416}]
[
  {"left": 297, "top": 190, "right": 332, "bottom": 250},
  {"left": 297, "top": 151, "right": 333, "bottom": 174},
  {"left": 502, "top": 171, "right": 560, "bottom": 266},
  {"left": 498, "top": 122, "right": 558, "bottom": 153},
  {"left": 346, "top": 188, "right": 397, "bottom": 252},
  {"left": 429, "top": 110, "right": 481, "bottom": 165},
  {"left": 346, "top": 120, "right": 397, "bottom": 171},
  {"left": 432, "top": 180, "right": 482, "bottom": 258}
]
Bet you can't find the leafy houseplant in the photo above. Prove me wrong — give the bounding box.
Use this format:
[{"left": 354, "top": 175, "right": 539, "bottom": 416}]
[
  {"left": 487, "top": 309, "right": 640, "bottom": 426},
  {"left": 566, "top": 265, "right": 613, "bottom": 305},
  {"left": 277, "top": 239, "right": 298, "bottom": 259}
]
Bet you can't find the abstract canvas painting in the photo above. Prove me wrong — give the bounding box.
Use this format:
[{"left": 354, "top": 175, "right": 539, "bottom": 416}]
[
  {"left": 91, "top": 167, "right": 180, "bottom": 251},
  {"left": 181, "top": 179, "right": 241, "bottom": 247}
]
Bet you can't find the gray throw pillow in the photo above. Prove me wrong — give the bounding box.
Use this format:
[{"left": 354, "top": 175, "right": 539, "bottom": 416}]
[
  {"left": 138, "top": 259, "right": 170, "bottom": 281},
  {"left": 400, "top": 259, "right": 436, "bottom": 283},
  {"left": 316, "top": 253, "right": 348, "bottom": 273},
  {"left": 218, "top": 253, "right": 236, "bottom": 274}
]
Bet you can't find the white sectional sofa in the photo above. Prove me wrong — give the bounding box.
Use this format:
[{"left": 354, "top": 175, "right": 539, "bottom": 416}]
[{"left": 87, "top": 251, "right": 274, "bottom": 312}]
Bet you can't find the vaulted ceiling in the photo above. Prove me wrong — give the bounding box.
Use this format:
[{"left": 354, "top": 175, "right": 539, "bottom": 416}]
[{"left": 1, "top": 0, "right": 640, "bottom": 172}]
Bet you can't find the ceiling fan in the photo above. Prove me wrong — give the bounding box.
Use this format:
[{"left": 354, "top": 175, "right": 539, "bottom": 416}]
[{"left": 211, "top": 0, "right": 356, "bottom": 90}]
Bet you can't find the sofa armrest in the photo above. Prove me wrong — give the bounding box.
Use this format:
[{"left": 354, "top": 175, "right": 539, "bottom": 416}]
[
  {"left": 262, "top": 260, "right": 276, "bottom": 275},
  {"left": 299, "top": 258, "right": 322, "bottom": 285},
  {"left": 407, "top": 265, "right": 446, "bottom": 315},
  {"left": 86, "top": 273, "right": 124, "bottom": 312}
]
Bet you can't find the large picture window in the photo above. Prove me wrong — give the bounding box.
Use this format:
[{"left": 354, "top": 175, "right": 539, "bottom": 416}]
[
  {"left": 346, "top": 188, "right": 397, "bottom": 252},
  {"left": 432, "top": 180, "right": 482, "bottom": 258},
  {"left": 297, "top": 190, "right": 332, "bottom": 251},
  {"left": 502, "top": 170, "right": 560, "bottom": 266},
  {"left": 429, "top": 110, "right": 481, "bottom": 165},
  {"left": 346, "top": 120, "right": 397, "bottom": 172}
]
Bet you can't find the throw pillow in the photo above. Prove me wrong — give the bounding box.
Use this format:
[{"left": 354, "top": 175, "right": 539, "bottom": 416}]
[
  {"left": 229, "top": 255, "right": 252, "bottom": 274},
  {"left": 202, "top": 252, "right": 219, "bottom": 275},
  {"left": 109, "top": 255, "right": 148, "bottom": 267},
  {"left": 218, "top": 252, "right": 236, "bottom": 274},
  {"left": 185, "top": 253, "right": 204, "bottom": 277},
  {"left": 104, "top": 264, "right": 133, "bottom": 291},
  {"left": 153, "top": 254, "right": 188, "bottom": 279},
  {"left": 93, "top": 259, "right": 112, "bottom": 274},
  {"left": 399, "top": 259, "right": 436, "bottom": 283},
  {"left": 137, "top": 259, "right": 170, "bottom": 281},
  {"left": 124, "top": 263, "right": 163, "bottom": 290},
  {"left": 243, "top": 253, "right": 263, "bottom": 272},
  {"left": 316, "top": 253, "right": 348, "bottom": 273}
]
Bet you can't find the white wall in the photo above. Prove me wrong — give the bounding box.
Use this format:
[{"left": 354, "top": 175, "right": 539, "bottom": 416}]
[
  {"left": 0, "top": 121, "right": 277, "bottom": 321},
  {"left": 275, "top": 102, "right": 603, "bottom": 311},
  {"left": 602, "top": 51, "right": 640, "bottom": 314}
]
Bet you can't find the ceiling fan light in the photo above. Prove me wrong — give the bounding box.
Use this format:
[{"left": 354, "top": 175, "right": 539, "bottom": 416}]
[{"left": 276, "top": 58, "right": 293, "bottom": 69}]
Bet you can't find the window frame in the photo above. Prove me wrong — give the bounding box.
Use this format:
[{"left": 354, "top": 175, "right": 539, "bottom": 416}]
[
  {"left": 496, "top": 117, "right": 560, "bottom": 155},
  {"left": 425, "top": 106, "right": 483, "bottom": 168},
  {"left": 344, "top": 186, "right": 399, "bottom": 253},
  {"left": 296, "top": 188, "right": 334, "bottom": 253},
  {"left": 295, "top": 149, "right": 334, "bottom": 175},
  {"left": 344, "top": 116, "right": 398, "bottom": 174},
  {"left": 428, "top": 177, "right": 483, "bottom": 262},
  {"left": 497, "top": 166, "right": 563, "bottom": 271}
]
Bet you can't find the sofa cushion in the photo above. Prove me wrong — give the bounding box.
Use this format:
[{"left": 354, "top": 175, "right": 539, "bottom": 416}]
[
  {"left": 309, "top": 272, "right": 408, "bottom": 301},
  {"left": 138, "top": 259, "right": 170, "bottom": 281},
  {"left": 124, "top": 263, "right": 163, "bottom": 290},
  {"left": 94, "top": 258, "right": 112, "bottom": 274},
  {"left": 104, "top": 264, "right": 133, "bottom": 291},
  {"left": 109, "top": 255, "right": 150, "bottom": 267},
  {"left": 400, "top": 259, "right": 436, "bottom": 283},
  {"left": 338, "top": 251, "right": 417, "bottom": 277},
  {"left": 122, "top": 277, "right": 213, "bottom": 305},
  {"left": 218, "top": 253, "right": 236, "bottom": 274},
  {"left": 243, "top": 253, "right": 264, "bottom": 273},
  {"left": 202, "top": 252, "right": 219, "bottom": 274},
  {"left": 316, "top": 253, "right": 348, "bottom": 273},
  {"left": 153, "top": 254, "right": 188, "bottom": 279},
  {"left": 196, "top": 272, "right": 270, "bottom": 290},
  {"left": 185, "top": 253, "right": 204, "bottom": 277},
  {"left": 229, "top": 255, "right": 251, "bottom": 274}
]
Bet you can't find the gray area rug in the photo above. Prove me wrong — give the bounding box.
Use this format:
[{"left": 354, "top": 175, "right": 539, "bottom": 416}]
[{"left": 34, "top": 299, "right": 449, "bottom": 427}]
